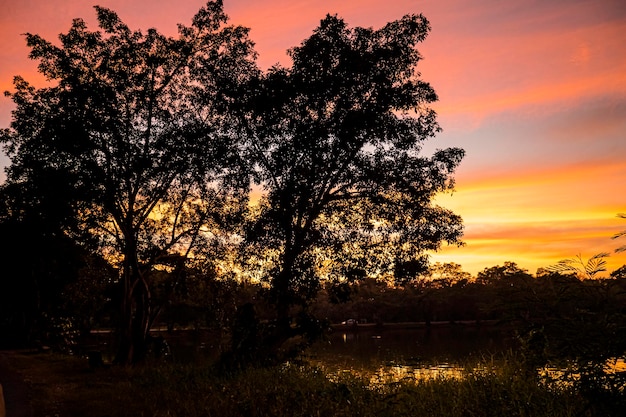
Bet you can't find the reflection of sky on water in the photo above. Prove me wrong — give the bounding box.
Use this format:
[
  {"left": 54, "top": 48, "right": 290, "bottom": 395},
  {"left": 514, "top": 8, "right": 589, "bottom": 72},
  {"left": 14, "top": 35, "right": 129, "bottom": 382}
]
[
  {"left": 371, "top": 358, "right": 626, "bottom": 386},
  {"left": 305, "top": 325, "right": 515, "bottom": 382},
  {"left": 311, "top": 355, "right": 626, "bottom": 388},
  {"left": 538, "top": 358, "right": 626, "bottom": 389},
  {"left": 370, "top": 363, "right": 465, "bottom": 385},
  {"left": 311, "top": 360, "right": 489, "bottom": 385},
  {"left": 307, "top": 328, "right": 626, "bottom": 386}
]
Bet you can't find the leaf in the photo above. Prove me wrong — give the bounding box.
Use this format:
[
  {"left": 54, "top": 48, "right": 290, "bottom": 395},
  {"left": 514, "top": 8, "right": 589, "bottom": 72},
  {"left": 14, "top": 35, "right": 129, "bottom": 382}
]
[{"left": 547, "top": 253, "right": 610, "bottom": 279}]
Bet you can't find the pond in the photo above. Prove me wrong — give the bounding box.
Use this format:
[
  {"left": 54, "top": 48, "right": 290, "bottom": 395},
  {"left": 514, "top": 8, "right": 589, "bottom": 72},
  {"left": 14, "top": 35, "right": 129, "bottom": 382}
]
[{"left": 304, "top": 323, "right": 517, "bottom": 381}]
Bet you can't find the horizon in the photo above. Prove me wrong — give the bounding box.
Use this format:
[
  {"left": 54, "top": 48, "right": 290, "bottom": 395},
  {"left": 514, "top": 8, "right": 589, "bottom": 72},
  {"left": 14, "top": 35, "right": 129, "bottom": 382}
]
[{"left": 1, "top": 0, "right": 625, "bottom": 275}]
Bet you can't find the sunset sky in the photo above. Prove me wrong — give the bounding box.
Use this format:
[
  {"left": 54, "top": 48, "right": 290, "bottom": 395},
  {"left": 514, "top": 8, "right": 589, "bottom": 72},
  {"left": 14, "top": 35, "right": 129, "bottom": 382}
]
[{"left": 1, "top": 0, "right": 625, "bottom": 275}]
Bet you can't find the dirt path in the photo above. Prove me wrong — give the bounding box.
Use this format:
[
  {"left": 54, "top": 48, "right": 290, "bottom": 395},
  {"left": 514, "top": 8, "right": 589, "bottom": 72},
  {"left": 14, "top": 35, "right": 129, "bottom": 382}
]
[{"left": 0, "top": 352, "right": 33, "bottom": 417}]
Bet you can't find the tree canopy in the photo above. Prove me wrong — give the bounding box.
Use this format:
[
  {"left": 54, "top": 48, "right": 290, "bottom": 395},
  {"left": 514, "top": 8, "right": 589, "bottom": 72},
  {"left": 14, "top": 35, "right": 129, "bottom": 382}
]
[
  {"left": 240, "top": 14, "right": 464, "bottom": 336},
  {"left": 1, "top": 0, "right": 256, "bottom": 364},
  {"left": 1, "top": 3, "right": 465, "bottom": 364}
]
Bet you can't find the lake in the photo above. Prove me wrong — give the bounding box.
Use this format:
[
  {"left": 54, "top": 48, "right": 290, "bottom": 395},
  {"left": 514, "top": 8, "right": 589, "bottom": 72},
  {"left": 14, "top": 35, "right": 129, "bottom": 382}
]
[
  {"left": 85, "top": 322, "right": 517, "bottom": 380},
  {"left": 304, "top": 323, "right": 516, "bottom": 381}
]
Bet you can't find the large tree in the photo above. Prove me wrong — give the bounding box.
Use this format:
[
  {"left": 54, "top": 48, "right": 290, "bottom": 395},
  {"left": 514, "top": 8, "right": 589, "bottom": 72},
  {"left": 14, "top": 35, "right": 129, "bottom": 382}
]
[
  {"left": 1, "top": 1, "right": 256, "bottom": 364},
  {"left": 241, "top": 14, "right": 464, "bottom": 343}
]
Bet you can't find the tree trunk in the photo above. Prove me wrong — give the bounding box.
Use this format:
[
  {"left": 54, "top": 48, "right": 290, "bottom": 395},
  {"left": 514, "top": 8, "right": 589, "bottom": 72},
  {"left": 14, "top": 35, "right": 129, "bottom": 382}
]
[
  {"left": 274, "top": 268, "right": 292, "bottom": 332},
  {"left": 114, "top": 242, "right": 151, "bottom": 365},
  {"left": 115, "top": 274, "right": 151, "bottom": 364}
]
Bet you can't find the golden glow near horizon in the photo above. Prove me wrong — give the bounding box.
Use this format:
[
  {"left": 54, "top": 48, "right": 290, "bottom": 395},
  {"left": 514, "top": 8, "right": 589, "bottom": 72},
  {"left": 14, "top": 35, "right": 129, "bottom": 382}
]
[
  {"left": 1, "top": 0, "right": 625, "bottom": 276},
  {"left": 433, "top": 161, "right": 626, "bottom": 274}
]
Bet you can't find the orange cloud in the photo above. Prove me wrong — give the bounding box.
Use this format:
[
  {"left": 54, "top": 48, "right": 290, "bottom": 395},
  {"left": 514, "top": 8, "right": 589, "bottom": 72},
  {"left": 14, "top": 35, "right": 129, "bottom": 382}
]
[
  {"left": 434, "top": 161, "right": 626, "bottom": 275},
  {"left": 432, "top": 219, "right": 626, "bottom": 277}
]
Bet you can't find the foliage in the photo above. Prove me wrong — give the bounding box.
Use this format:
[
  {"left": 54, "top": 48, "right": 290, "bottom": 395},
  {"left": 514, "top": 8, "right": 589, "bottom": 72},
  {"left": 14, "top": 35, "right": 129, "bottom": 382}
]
[
  {"left": 512, "top": 269, "right": 626, "bottom": 414},
  {"left": 304, "top": 263, "right": 626, "bottom": 329},
  {"left": 39, "top": 314, "right": 81, "bottom": 353},
  {"left": 0, "top": 182, "right": 93, "bottom": 347},
  {"left": 240, "top": 12, "right": 464, "bottom": 343},
  {"left": 610, "top": 265, "right": 626, "bottom": 279},
  {"left": 476, "top": 262, "right": 532, "bottom": 284},
  {"left": 156, "top": 262, "right": 241, "bottom": 333},
  {"left": 7, "top": 263, "right": 626, "bottom": 415},
  {"left": 613, "top": 213, "right": 626, "bottom": 253},
  {"left": 1, "top": 1, "right": 256, "bottom": 364},
  {"left": 0, "top": 1, "right": 467, "bottom": 367},
  {"left": 545, "top": 253, "right": 610, "bottom": 280},
  {"left": 8, "top": 350, "right": 608, "bottom": 417},
  {"left": 426, "top": 262, "right": 472, "bottom": 287},
  {"left": 133, "top": 360, "right": 588, "bottom": 417}
]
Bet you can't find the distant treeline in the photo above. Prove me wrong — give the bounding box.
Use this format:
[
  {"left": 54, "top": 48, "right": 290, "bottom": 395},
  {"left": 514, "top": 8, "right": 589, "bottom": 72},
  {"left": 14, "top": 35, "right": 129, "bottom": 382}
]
[
  {"left": 314, "top": 262, "right": 626, "bottom": 326},
  {"left": 3, "top": 258, "right": 626, "bottom": 347}
]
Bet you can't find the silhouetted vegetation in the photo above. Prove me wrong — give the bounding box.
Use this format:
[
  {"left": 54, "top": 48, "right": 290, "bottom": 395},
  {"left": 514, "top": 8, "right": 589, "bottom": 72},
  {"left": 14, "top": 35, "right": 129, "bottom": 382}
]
[
  {"left": 1, "top": 0, "right": 625, "bottom": 413},
  {"left": 1, "top": 1, "right": 256, "bottom": 364},
  {"left": 614, "top": 213, "right": 626, "bottom": 253},
  {"left": 3, "top": 349, "right": 619, "bottom": 417},
  {"left": 1, "top": 1, "right": 463, "bottom": 366},
  {"left": 236, "top": 11, "right": 463, "bottom": 363}
]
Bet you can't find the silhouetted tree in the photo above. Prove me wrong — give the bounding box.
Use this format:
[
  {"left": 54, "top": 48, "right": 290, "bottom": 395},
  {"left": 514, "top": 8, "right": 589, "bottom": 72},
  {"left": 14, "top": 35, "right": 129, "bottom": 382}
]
[
  {"left": 611, "top": 265, "right": 626, "bottom": 279},
  {"left": 1, "top": 1, "right": 256, "bottom": 364},
  {"left": 425, "top": 262, "right": 472, "bottom": 287},
  {"left": 474, "top": 262, "right": 534, "bottom": 322},
  {"left": 476, "top": 261, "right": 531, "bottom": 284},
  {"left": 240, "top": 14, "right": 464, "bottom": 346}
]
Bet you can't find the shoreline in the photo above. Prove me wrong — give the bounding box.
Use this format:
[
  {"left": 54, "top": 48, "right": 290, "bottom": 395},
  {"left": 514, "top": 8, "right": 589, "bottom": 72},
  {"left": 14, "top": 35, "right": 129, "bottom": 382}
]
[{"left": 330, "top": 319, "right": 501, "bottom": 331}]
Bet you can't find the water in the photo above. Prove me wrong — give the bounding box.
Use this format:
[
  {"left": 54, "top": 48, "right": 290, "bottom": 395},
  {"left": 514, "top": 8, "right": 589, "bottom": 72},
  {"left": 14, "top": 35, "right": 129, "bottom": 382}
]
[
  {"left": 304, "top": 323, "right": 515, "bottom": 381},
  {"left": 85, "top": 324, "right": 625, "bottom": 390},
  {"left": 84, "top": 323, "right": 516, "bottom": 378}
]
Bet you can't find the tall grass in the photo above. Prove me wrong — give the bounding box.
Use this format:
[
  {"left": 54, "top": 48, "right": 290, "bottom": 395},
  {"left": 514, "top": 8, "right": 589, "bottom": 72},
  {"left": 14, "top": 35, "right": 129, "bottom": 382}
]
[
  {"left": 128, "top": 358, "right": 587, "bottom": 417},
  {"left": 11, "top": 351, "right": 621, "bottom": 417}
]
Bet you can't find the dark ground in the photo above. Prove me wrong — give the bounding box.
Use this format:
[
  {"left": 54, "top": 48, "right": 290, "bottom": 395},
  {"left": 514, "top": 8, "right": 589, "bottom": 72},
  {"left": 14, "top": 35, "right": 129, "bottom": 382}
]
[{"left": 0, "top": 351, "right": 34, "bottom": 417}]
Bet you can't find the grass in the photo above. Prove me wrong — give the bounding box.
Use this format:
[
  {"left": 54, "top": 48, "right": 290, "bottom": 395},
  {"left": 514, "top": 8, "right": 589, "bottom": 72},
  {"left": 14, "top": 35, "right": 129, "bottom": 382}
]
[{"left": 2, "top": 350, "right": 616, "bottom": 417}]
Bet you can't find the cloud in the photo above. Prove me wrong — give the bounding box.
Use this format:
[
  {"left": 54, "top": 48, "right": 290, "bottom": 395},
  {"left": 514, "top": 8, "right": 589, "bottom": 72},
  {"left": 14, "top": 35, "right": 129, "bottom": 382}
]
[
  {"left": 542, "top": 98, "right": 626, "bottom": 145},
  {"left": 1, "top": 0, "right": 625, "bottom": 278},
  {"left": 432, "top": 220, "right": 626, "bottom": 276},
  {"left": 420, "top": 2, "right": 626, "bottom": 122},
  {"left": 434, "top": 161, "right": 626, "bottom": 274}
]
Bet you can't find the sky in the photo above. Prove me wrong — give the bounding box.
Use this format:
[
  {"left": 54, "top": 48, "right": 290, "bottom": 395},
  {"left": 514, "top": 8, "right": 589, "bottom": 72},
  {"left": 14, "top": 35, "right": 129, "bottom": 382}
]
[{"left": 0, "top": 0, "right": 625, "bottom": 275}]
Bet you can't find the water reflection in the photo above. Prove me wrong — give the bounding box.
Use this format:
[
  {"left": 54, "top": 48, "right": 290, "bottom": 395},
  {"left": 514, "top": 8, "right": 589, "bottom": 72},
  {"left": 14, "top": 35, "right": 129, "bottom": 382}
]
[
  {"left": 538, "top": 357, "right": 626, "bottom": 388},
  {"left": 306, "top": 326, "right": 626, "bottom": 390},
  {"left": 369, "top": 363, "right": 466, "bottom": 384},
  {"left": 306, "top": 324, "right": 514, "bottom": 382}
]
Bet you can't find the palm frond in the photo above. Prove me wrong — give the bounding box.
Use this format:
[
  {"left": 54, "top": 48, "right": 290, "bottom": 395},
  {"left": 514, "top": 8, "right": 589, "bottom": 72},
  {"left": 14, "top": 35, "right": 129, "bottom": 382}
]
[
  {"left": 545, "top": 256, "right": 580, "bottom": 274},
  {"left": 585, "top": 252, "right": 609, "bottom": 278},
  {"left": 614, "top": 213, "right": 626, "bottom": 253},
  {"left": 546, "top": 253, "right": 609, "bottom": 279}
]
